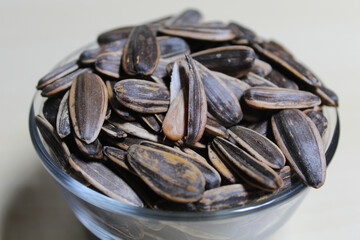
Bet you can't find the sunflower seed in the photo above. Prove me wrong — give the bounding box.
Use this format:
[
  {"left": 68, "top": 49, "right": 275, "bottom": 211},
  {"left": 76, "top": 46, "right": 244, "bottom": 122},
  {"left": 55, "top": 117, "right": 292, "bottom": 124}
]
[
  {"left": 159, "top": 24, "right": 235, "bottom": 42},
  {"left": 79, "top": 40, "right": 126, "bottom": 65},
  {"left": 271, "top": 109, "right": 326, "bottom": 188},
  {"left": 69, "top": 154, "right": 143, "bottom": 207},
  {"left": 207, "top": 144, "right": 237, "bottom": 184},
  {"left": 97, "top": 26, "right": 133, "bottom": 45},
  {"left": 253, "top": 43, "right": 320, "bottom": 86},
  {"left": 35, "top": 115, "right": 70, "bottom": 169},
  {"left": 122, "top": 25, "right": 160, "bottom": 76},
  {"left": 56, "top": 90, "right": 71, "bottom": 138},
  {"left": 242, "top": 72, "right": 278, "bottom": 88},
  {"left": 105, "top": 136, "right": 144, "bottom": 151},
  {"left": 192, "top": 46, "right": 256, "bottom": 78},
  {"left": 114, "top": 79, "right": 170, "bottom": 113},
  {"left": 41, "top": 68, "right": 92, "bottom": 97},
  {"left": 205, "top": 118, "right": 228, "bottom": 138},
  {"left": 69, "top": 72, "right": 108, "bottom": 144},
  {"left": 158, "top": 36, "right": 190, "bottom": 59},
  {"left": 265, "top": 70, "right": 299, "bottom": 90},
  {"left": 105, "top": 81, "right": 137, "bottom": 121},
  {"left": 127, "top": 144, "right": 205, "bottom": 203},
  {"left": 162, "top": 89, "right": 186, "bottom": 141},
  {"left": 251, "top": 59, "right": 272, "bottom": 77},
  {"left": 165, "top": 9, "right": 202, "bottom": 26},
  {"left": 74, "top": 136, "right": 103, "bottom": 159},
  {"left": 101, "top": 122, "right": 127, "bottom": 138},
  {"left": 183, "top": 55, "right": 207, "bottom": 145},
  {"left": 95, "top": 53, "right": 121, "bottom": 78},
  {"left": 228, "top": 126, "right": 285, "bottom": 169},
  {"left": 244, "top": 87, "right": 321, "bottom": 109},
  {"left": 314, "top": 84, "right": 339, "bottom": 107},
  {"left": 228, "top": 22, "right": 259, "bottom": 45},
  {"left": 108, "top": 117, "right": 160, "bottom": 142},
  {"left": 196, "top": 184, "right": 250, "bottom": 211},
  {"left": 103, "top": 146, "right": 133, "bottom": 173},
  {"left": 212, "top": 137, "right": 283, "bottom": 191},
  {"left": 42, "top": 96, "right": 62, "bottom": 127},
  {"left": 37, "top": 60, "right": 78, "bottom": 89},
  {"left": 141, "top": 115, "right": 162, "bottom": 132},
  {"left": 140, "top": 141, "right": 221, "bottom": 189},
  {"left": 304, "top": 110, "right": 328, "bottom": 138},
  {"left": 196, "top": 60, "right": 242, "bottom": 126},
  {"left": 212, "top": 71, "right": 250, "bottom": 100}
]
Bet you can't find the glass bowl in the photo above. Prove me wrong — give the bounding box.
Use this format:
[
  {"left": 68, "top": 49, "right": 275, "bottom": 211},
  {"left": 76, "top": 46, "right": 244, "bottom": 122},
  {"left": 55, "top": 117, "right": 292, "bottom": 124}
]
[{"left": 29, "top": 45, "right": 340, "bottom": 240}]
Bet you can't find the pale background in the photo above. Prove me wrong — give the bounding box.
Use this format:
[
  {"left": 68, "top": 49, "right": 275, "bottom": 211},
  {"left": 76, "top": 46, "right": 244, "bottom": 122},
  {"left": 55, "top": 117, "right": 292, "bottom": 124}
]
[{"left": 0, "top": 0, "right": 359, "bottom": 239}]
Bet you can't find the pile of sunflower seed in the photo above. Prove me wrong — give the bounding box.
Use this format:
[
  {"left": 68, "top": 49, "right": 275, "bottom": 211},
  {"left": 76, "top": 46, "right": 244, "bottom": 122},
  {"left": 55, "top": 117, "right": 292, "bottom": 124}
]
[{"left": 35, "top": 9, "right": 338, "bottom": 212}]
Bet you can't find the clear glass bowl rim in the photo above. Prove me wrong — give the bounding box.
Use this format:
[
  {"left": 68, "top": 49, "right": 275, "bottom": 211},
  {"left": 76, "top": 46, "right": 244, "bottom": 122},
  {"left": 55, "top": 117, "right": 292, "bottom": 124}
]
[{"left": 29, "top": 80, "right": 340, "bottom": 222}]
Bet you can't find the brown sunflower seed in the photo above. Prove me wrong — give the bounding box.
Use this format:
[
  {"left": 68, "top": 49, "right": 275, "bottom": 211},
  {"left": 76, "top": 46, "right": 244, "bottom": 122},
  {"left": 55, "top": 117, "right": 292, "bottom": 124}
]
[
  {"left": 181, "top": 147, "right": 208, "bottom": 165},
  {"left": 228, "top": 22, "right": 259, "bottom": 45},
  {"left": 244, "top": 120, "right": 269, "bottom": 136},
  {"left": 41, "top": 68, "right": 92, "bottom": 97},
  {"left": 42, "top": 96, "right": 62, "bottom": 127},
  {"left": 251, "top": 59, "right": 272, "bottom": 77},
  {"left": 243, "top": 86, "right": 321, "bottom": 109},
  {"left": 74, "top": 136, "right": 103, "bottom": 159},
  {"left": 262, "top": 40, "right": 294, "bottom": 59},
  {"left": 97, "top": 26, "right": 133, "bottom": 45},
  {"left": 253, "top": 43, "right": 320, "bottom": 86},
  {"left": 108, "top": 117, "right": 159, "bottom": 142},
  {"left": 114, "top": 79, "right": 170, "bottom": 114},
  {"left": 69, "top": 154, "right": 143, "bottom": 207},
  {"left": 157, "top": 36, "right": 190, "bottom": 59},
  {"left": 196, "top": 61, "right": 242, "bottom": 126},
  {"left": 103, "top": 146, "right": 133, "bottom": 173},
  {"left": 140, "top": 114, "right": 162, "bottom": 132},
  {"left": 212, "top": 137, "right": 283, "bottom": 191},
  {"left": 122, "top": 25, "right": 160, "bottom": 76},
  {"left": 105, "top": 136, "right": 144, "bottom": 151},
  {"left": 165, "top": 9, "right": 202, "bottom": 26},
  {"left": 265, "top": 70, "right": 299, "bottom": 90},
  {"left": 304, "top": 110, "right": 328, "bottom": 138},
  {"left": 150, "top": 58, "right": 170, "bottom": 84},
  {"left": 140, "top": 141, "right": 221, "bottom": 189},
  {"left": 183, "top": 55, "right": 207, "bottom": 145},
  {"left": 56, "top": 90, "right": 71, "bottom": 138},
  {"left": 195, "top": 184, "right": 250, "bottom": 211},
  {"left": 37, "top": 60, "right": 79, "bottom": 89},
  {"left": 208, "top": 144, "right": 237, "bottom": 184},
  {"left": 79, "top": 40, "right": 126, "bottom": 65},
  {"left": 205, "top": 118, "right": 228, "bottom": 138},
  {"left": 69, "top": 72, "right": 108, "bottom": 144},
  {"left": 271, "top": 109, "right": 326, "bottom": 188},
  {"left": 35, "top": 115, "right": 70, "bottom": 169},
  {"left": 242, "top": 72, "right": 278, "bottom": 88},
  {"left": 105, "top": 81, "right": 137, "bottom": 121},
  {"left": 228, "top": 126, "right": 286, "bottom": 169},
  {"left": 127, "top": 144, "right": 205, "bottom": 203},
  {"left": 101, "top": 122, "right": 127, "bottom": 138},
  {"left": 192, "top": 46, "right": 256, "bottom": 78},
  {"left": 212, "top": 71, "right": 250, "bottom": 100},
  {"left": 314, "top": 85, "right": 339, "bottom": 107},
  {"left": 95, "top": 53, "right": 121, "bottom": 78},
  {"left": 159, "top": 24, "right": 235, "bottom": 42}
]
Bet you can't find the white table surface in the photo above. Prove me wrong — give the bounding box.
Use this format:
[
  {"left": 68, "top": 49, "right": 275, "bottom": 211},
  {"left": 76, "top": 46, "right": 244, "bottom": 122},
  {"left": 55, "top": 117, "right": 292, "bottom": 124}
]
[{"left": 0, "top": 0, "right": 359, "bottom": 239}]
